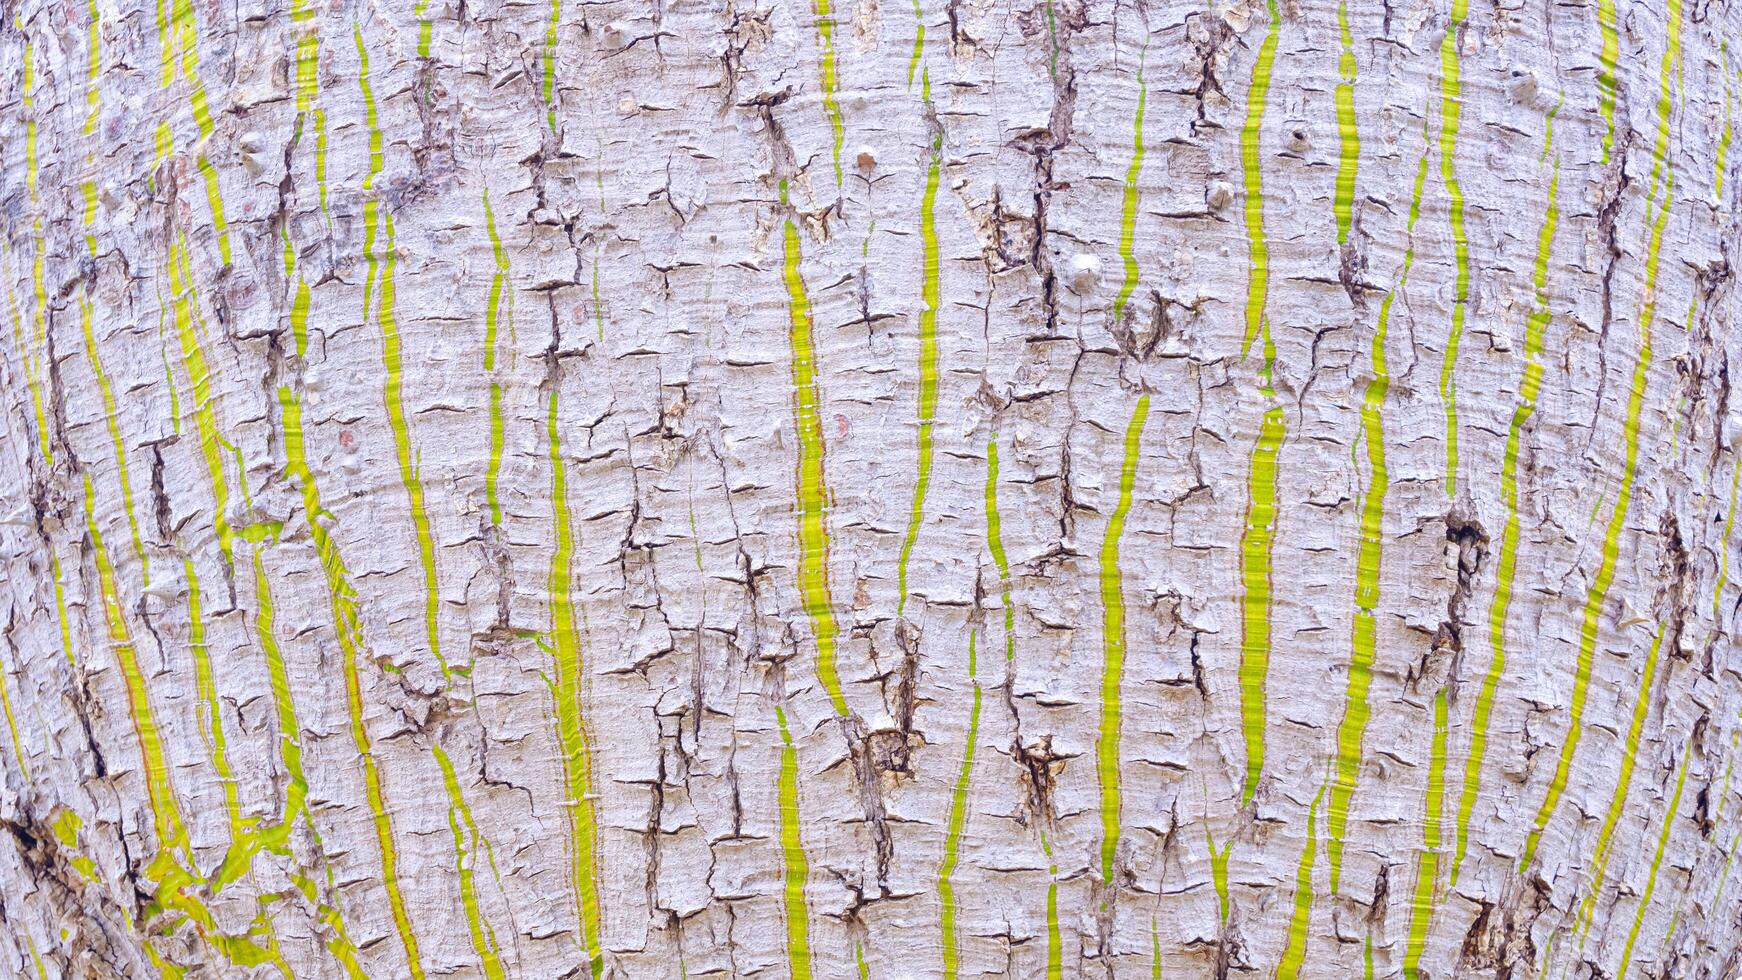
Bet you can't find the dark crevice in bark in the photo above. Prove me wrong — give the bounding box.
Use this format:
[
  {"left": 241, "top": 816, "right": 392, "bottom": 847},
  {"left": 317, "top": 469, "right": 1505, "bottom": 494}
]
[
  {"left": 1658, "top": 509, "right": 1695, "bottom": 663},
  {"left": 1014, "top": 730, "right": 1060, "bottom": 832},
  {"left": 1338, "top": 224, "right": 1376, "bottom": 306},
  {"left": 1011, "top": 10, "right": 1077, "bottom": 337},
  {"left": 1212, "top": 911, "right": 1247, "bottom": 979},
  {"left": 1188, "top": 628, "right": 1209, "bottom": 701},
  {"left": 148, "top": 446, "right": 173, "bottom": 545},
  {"left": 840, "top": 715, "right": 894, "bottom": 893},
  {"left": 1185, "top": 13, "right": 1233, "bottom": 138},
  {"left": 1432, "top": 506, "right": 1488, "bottom": 702},
  {"left": 1466, "top": 877, "right": 1550, "bottom": 976},
  {"left": 1, "top": 807, "right": 140, "bottom": 977},
  {"left": 643, "top": 711, "right": 670, "bottom": 918},
  {"left": 1368, "top": 862, "right": 1390, "bottom": 928},
  {"left": 1582, "top": 123, "right": 1635, "bottom": 461},
  {"left": 869, "top": 621, "right": 921, "bottom": 777}
]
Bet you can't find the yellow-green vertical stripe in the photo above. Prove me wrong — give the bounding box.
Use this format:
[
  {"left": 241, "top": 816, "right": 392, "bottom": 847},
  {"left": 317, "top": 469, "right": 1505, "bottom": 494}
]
[
  {"left": 1435, "top": 0, "right": 1471, "bottom": 495},
  {"left": 433, "top": 743, "right": 507, "bottom": 980},
  {"left": 776, "top": 705, "right": 815, "bottom": 979},
  {"left": 897, "top": 70, "right": 943, "bottom": 616},
  {"left": 1520, "top": 0, "right": 1680, "bottom": 874},
  {"left": 1332, "top": 0, "right": 1359, "bottom": 245},
  {"left": 1614, "top": 744, "right": 1690, "bottom": 980},
  {"left": 810, "top": 0, "right": 845, "bottom": 186},
  {"left": 545, "top": 376, "right": 605, "bottom": 978},
  {"left": 1453, "top": 103, "right": 1560, "bottom": 887},
  {"left": 1402, "top": 689, "right": 1449, "bottom": 980},
  {"left": 1236, "top": 0, "right": 1284, "bottom": 809},
  {"left": 355, "top": 28, "right": 448, "bottom": 678},
  {"left": 782, "top": 186, "right": 849, "bottom": 716},
  {"left": 1097, "top": 395, "right": 1149, "bottom": 884},
  {"left": 1112, "top": 56, "right": 1147, "bottom": 324},
  {"left": 1324, "top": 113, "right": 1438, "bottom": 900},
  {"left": 938, "top": 630, "right": 981, "bottom": 979},
  {"left": 1275, "top": 782, "right": 1325, "bottom": 979},
  {"left": 1571, "top": 626, "right": 1666, "bottom": 946},
  {"left": 275, "top": 388, "right": 424, "bottom": 978},
  {"left": 483, "top": 191, "right": 510, "bottom": 527}
]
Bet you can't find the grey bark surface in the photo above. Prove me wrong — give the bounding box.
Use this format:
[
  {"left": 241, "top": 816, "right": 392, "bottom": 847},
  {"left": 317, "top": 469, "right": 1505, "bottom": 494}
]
[{"left": 1, "top": 0, "right": 1739, "bottom": 977}]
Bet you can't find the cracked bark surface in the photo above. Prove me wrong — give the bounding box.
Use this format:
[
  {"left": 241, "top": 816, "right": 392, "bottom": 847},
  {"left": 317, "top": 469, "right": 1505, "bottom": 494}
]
[{"left": 1, "top": 0, "right": 1740, "bottom": 976}]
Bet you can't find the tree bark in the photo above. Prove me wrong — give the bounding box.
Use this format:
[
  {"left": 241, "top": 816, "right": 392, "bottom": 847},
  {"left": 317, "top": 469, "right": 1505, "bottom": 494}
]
[{"left": 1, "top": 0, "right": 1738, "bottom": 976}]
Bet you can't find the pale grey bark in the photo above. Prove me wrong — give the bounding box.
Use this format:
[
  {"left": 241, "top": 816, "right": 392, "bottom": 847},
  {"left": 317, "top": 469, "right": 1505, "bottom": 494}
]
[{"left": 1, "top": 0, "right": 1739, "bottom": 977}]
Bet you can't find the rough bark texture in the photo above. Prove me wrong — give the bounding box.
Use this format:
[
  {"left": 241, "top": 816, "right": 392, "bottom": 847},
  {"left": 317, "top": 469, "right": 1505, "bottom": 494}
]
[{"left": 1, "top": 0, "right": 1740, "bottom": 976}]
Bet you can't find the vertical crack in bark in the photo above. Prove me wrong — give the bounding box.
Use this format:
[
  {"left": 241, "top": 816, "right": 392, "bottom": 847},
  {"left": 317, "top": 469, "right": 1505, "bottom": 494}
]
[{"left": 1433, "top": 507, "right": 1490, "bottom": 689}]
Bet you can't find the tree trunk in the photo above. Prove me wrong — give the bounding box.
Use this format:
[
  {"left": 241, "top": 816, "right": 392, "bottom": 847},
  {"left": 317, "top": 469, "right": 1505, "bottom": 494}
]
[{"left": 1, "top": 0, "right": 1738, "bottom": 975}]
